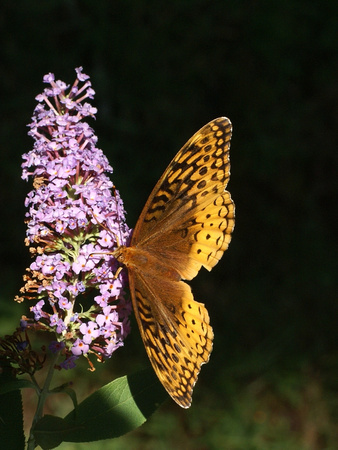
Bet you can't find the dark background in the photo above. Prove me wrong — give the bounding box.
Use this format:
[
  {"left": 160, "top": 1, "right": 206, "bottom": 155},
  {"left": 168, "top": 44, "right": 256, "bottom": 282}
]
[{"left": 0, "top": 1, "right": 337, "bottom": 448}]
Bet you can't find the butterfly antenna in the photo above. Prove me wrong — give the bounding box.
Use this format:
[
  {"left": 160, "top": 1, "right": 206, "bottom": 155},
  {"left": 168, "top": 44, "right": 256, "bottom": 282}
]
[
  {"left": 112, "top": 184, "right": 124, "bottom": 248},
  {"left": 87, "top": 203, "right": 124, "bottom": 280},
  {"left": 88, "top": 201, "right": 121, "bottom": 248}
]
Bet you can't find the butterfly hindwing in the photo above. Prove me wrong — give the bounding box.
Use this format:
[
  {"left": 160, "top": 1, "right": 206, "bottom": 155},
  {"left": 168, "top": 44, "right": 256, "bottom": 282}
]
[{"left": 128, "top": 266, "right": 213, "bottom": 408}]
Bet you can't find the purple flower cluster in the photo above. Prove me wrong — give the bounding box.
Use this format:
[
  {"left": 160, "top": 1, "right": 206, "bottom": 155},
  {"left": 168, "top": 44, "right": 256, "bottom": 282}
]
[{"left": 16, "top": 67, "right": 132, "bottom": 369}]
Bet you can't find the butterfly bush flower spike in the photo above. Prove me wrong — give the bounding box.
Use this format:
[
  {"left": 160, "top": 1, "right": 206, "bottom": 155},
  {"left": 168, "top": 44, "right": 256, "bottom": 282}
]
[{"left": 16, "top": 67, "right": 132, "bottom": 369}]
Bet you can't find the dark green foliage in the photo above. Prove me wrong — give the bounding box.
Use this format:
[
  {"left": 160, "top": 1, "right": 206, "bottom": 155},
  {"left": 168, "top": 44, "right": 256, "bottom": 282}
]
[
  {"left": 0, "top": 362, "right": 25, "bottom": 450},
  {"left": 33, "top": 369, "right": 167, "bottom": 448}
]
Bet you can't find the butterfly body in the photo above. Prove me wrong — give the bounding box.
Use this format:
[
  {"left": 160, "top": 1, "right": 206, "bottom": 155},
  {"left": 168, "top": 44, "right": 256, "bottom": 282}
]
[
  {"left": 114, "top": 245, "right": 181, "bottom": 282},
  {"left": 114, "top": 117, "right": 235, "bottom": 408}
]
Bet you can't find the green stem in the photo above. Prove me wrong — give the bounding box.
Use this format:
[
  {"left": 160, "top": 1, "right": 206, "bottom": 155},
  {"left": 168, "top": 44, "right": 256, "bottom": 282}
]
[
  {"left": 26, "top": 352, "right": 59, "bottom": 450},
  {"left": 29, "top": 373, "right": 41, "bottom": 393}
]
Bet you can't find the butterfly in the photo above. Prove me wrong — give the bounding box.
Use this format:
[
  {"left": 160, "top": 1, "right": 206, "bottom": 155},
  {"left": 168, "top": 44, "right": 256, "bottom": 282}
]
[{"left": 113, "top": 117, "right": 235, "bottom": 408}]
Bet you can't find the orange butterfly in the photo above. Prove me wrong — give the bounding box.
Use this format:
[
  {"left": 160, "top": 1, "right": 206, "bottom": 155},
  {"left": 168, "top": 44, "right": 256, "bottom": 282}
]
[{"left": 114, "top": 117, "right": 235, "bottom": 408}]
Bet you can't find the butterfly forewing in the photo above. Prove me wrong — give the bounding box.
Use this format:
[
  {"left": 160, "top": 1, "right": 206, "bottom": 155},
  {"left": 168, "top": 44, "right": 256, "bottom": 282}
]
[
  {"left": 132, "top": 117, "right": 233, "bottom": 246},
  {"left": 143, "top": 188, "right": 235, "bottom": 280},
  {"left": 116, "top": 117, "right": 235, "bottom": 407}
]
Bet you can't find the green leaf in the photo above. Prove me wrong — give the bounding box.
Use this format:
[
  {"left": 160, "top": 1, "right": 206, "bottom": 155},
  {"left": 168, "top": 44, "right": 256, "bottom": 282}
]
[
  {"left": 49, "top": 383, "right": 78, "bottom": 410},
  {"left": 34, "top": 368, "right": 167, "bottom": 448},
  {"left": 0, "top": 378, "right": 37, "bottom": 394},
  {"left": 32, "top": 415, "right": 70, "bottom": 449},
  {"left": 62, "top": 386, "right": 78, "bottom": 410},
  {"left": 0, "top": 363, "right": 25, "bottom": 450}
]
